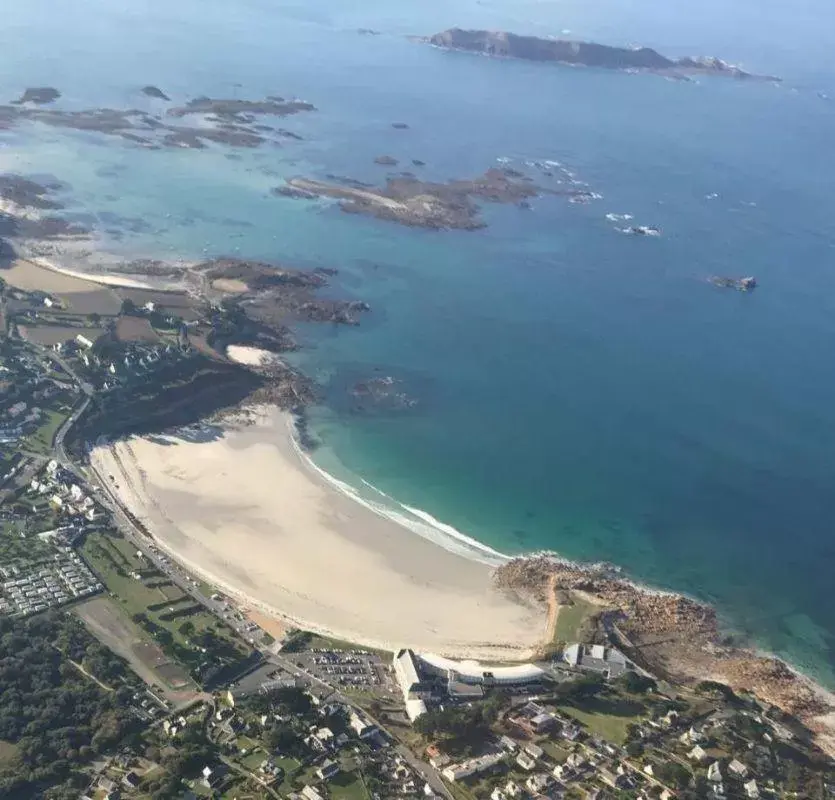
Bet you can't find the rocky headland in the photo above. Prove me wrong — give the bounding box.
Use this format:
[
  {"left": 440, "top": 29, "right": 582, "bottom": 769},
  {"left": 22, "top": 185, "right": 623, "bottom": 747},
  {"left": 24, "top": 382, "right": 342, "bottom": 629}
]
[
  {"left": 495, "top": 554, "right": 835, "bottom": 754},
  {"left": 277, "top": 165, "right": 593, "bottom": 230},
  {"left": 425, "top": 29, "right": 780, "bottom": 82}
]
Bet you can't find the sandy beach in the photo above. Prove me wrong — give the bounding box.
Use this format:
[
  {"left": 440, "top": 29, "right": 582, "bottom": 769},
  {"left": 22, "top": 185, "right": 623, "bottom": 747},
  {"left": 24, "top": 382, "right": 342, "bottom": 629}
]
[{"left": 90, "top": 408, "right": 546, "bottom": 660}]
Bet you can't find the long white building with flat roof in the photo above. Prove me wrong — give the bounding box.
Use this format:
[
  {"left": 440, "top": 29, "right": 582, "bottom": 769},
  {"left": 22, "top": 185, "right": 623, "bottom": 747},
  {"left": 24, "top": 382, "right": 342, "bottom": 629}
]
[{"left": 393, "top": 649, "right": 546, "bottom": 721}]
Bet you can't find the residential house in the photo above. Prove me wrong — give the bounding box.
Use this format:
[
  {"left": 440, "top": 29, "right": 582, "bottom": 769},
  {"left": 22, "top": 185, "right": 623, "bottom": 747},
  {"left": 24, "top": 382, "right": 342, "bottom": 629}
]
[
  {"left": 516, "top": 752, "right": 537, "bottom": 771},
  {"left": 689, "top": 744, "right": 708, "bottom": 762},
  {"left": 728, "top": 759, "right": 749, "bottom": 778},
  {"left": 526, "top": 773, "right": 553, "bottom": 795},
  {"left": 317, "top": 759, "right": 340, "bottom": 781}
]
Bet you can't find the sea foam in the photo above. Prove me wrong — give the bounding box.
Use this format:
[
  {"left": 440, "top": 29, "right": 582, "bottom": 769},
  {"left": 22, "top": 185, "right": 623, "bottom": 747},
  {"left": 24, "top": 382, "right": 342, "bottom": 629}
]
[{"left": 286, "top": 420, "right": 508, "bottom": 566}]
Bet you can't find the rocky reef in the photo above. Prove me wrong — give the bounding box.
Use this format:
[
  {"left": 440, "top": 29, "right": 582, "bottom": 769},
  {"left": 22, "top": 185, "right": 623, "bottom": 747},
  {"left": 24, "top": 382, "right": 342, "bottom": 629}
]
[
  {"left": 348, "top": 375, "right": 419, "bottom": 413},
  {"left": 141, "top": 85, "right": 171, "bottom": 101},
  {"left": 13, "top": 87, "right": 61, "bottom": 105},
  {"left": 425, "top": 29, "right": 779, "bottom": 81},
  {"left": 0, "top": 89, "right": 314, "bottom": 151},
  {"left": 277, "top": 165, "right": 593, "bottom": 230},
  {"left": 709, "top": 275, "right": 757, "bottom": 291}
]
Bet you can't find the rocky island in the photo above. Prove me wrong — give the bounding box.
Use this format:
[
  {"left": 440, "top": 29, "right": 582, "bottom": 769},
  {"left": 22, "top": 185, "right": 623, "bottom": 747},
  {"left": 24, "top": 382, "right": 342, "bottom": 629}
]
[
  {"left": 425, "top": 28, "right": 779, "bottom": 81},
  {"left": 276, "top": 166, "right": 593, "bottom": 230}
]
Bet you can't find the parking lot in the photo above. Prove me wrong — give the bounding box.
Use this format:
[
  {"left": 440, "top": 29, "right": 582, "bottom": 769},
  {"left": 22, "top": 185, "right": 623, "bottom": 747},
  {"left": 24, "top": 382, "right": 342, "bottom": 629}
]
[{"left": 292, "top": 647, "right": 391, "bottom": 690}]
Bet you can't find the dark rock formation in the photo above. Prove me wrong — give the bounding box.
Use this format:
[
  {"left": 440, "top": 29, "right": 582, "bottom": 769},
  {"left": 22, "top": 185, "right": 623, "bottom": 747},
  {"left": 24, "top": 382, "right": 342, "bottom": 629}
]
[
  {"left": 374, "top": 155, "right": 399, "bottom": 166},
  {"left": 141, "top": 85, "right": 171, "bottom": 101},
  {"left": 709, "top": 275, "right": 757, "bottom": 292},
  {"left": 0, "top": 90, "right": 313, "bottom": 152},
  {"left": 412, "top": 159, "right": 426, "bottom": 167},
  {"left": 167, "top": 96, "right": 315, "bottom": 119},
  {"left": 426, "top": 28, "right": 779, "bottom": 81},
  {"left": 278, "top": 165, "right": 592, "bottom": 230},
  {"left": 349, "top": 375, "right": 418, "bottom": 413},
  {"left": 13, "top": 87, "right": 61, "bottom": 105},
  {"left": 0, "top": 175, "right": 67, "bottom": 210}
]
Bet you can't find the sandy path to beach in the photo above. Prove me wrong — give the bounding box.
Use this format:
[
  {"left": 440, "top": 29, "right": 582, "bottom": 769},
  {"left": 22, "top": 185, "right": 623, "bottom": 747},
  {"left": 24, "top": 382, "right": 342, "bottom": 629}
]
[{"left": 90, "top": 408, "right": 546, "bottom": 660}]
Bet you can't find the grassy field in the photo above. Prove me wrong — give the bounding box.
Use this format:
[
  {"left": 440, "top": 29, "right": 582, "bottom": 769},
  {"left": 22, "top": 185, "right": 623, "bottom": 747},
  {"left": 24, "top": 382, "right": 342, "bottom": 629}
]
[
  {"left": 26, "top": 408, "right": 71, "bottom": 455},
  {"left": 553, "top": 594, "right": 602, "bottom": 643},
  {"left": 328, "top": 770, "right": 370, "bottom": 800},
  {"left": 539, "top": 739, "right": 569, "bottom": 763},
  {"left": 81, "top": 531, "right": 248, "bottom": 658},
  {"left": 557, "top": 694, "right": 645, "bottom": 744}
]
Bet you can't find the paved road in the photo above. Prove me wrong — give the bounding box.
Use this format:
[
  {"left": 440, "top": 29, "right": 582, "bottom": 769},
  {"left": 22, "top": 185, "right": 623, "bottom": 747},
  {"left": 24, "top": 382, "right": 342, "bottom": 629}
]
[{"left": 270, "top": 652, "right": 451, "bottom": 799}]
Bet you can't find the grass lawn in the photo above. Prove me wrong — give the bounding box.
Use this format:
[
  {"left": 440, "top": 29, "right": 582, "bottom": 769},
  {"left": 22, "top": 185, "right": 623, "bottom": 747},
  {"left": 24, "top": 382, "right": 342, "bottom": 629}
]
[
  {"left": 26, "top": 408, "right": 70, "bottom": 454},
  {"left": 553, "top": 594, "right": 602, "bottom": 643},
  {"left": 240, "top": 749, "right": 267, "bottom": 770},
  {"left": 539, "top": 740, "right": 569, "bottom": 763},
  {"left": 329, "top": 770, "right": 371, "bottom": 800},
  {"left": 444, "top": 779, "right": 478, "bottom": 800},
  {"left": 81, "top": 531, "right": 248, "bottom": 657},
  {"left": 557, "top": 694, "right": 645, "bottom": 744}
]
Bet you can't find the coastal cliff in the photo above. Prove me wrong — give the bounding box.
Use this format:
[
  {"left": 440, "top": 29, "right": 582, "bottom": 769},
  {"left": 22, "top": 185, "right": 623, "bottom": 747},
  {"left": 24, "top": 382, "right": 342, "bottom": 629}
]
[{"left": 426, "top": 29, "right": 778, "bottom": 81}]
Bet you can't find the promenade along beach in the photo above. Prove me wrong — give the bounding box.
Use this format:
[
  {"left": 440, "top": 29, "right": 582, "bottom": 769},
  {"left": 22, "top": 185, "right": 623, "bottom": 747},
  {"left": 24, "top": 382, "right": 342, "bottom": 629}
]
[{"left": 90, "top": 408, "right": 545, "bottom": 660}]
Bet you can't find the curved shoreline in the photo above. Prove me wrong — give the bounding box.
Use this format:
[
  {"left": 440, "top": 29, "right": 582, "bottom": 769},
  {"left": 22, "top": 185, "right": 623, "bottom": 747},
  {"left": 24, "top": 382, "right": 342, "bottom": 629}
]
[{"left": 89, "top": 407, "right": 547, "bottom": 662}]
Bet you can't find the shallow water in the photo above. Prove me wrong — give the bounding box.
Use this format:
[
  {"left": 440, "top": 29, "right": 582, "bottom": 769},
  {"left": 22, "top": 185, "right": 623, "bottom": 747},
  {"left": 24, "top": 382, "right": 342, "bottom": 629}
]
[{"left": 3, "top": 0, "right": 835, "bottom": 683}]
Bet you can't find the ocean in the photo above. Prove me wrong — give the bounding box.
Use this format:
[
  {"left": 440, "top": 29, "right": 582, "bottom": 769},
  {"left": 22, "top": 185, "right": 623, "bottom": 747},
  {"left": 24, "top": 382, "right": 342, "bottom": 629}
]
[{"left": 2, "top": 0, "right": 835, "bottom": 684}]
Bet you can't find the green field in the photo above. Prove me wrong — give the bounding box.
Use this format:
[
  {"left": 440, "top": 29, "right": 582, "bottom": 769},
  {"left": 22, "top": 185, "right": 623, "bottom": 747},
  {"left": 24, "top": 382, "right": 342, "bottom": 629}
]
[
  {"left": 26, "top": 408, "right": 71, "bottom": 455},
  {"left": 81, "top": 531, "right": 248, "bottom": 661},
  {"left": 553, "top": 594, "right": 602, "bottom": 644},
  {"left": 557, "top": 694, "right": 645, "bottom": 744},
  {"left": 328, "top": 770, "right": 371, "bottom": 800}
]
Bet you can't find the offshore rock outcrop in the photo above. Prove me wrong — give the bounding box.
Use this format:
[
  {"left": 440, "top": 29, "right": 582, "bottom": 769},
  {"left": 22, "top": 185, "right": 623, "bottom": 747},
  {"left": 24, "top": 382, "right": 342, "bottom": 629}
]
[
  {"left": 141, "top": 85, "right": 171, "bottom": 101},
  {"left": 278, "top": 166, "right": 593, "bottom": 230},
  {"left": 0, "top": 89, "right": 314, "bottom": 151},
  {"left": 425, "top": 29, "right": 780, "bottom": 81},
  {"left": 13, "top": 87, "right": 61, "bottom": 105}
]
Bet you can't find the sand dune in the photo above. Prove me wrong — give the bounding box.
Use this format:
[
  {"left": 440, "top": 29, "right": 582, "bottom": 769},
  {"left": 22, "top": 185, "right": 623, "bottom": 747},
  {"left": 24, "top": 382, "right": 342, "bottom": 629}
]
[{"left": 90, "top": 408, "right": 546, "bottom": 660}]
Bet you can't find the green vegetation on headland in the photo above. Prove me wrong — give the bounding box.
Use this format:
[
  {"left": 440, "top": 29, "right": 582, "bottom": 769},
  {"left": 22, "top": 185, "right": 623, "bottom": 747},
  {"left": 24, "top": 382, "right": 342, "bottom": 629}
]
[{"left": 65, "top": 352, "right": 265, "bottom": 458}]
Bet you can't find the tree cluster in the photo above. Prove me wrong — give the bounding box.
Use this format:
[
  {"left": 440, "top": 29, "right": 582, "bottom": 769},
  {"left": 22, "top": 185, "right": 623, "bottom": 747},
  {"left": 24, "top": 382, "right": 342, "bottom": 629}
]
[{"left": 0, "top": 613, "right": 140, "bottom": 798}]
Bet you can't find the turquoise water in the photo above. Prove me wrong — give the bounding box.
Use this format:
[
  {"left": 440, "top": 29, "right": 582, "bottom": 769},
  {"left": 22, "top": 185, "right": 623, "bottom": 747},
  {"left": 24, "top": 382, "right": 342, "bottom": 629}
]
[{"left": 3, "top": 0, "right": 835, "bottom": 684}]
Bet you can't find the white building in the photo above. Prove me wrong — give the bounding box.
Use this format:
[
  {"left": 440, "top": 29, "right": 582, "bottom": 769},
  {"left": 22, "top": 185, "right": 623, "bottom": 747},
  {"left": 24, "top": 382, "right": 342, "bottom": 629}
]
[
  {"left": 562, "top": 643, "right": 633, "bottom": 678},
  {"left": 417, "top": 651, "right": 545, "bottom": 688},
  {"left": 442, "top": 753, "right": 504, "bottom": 782},
  {"left": 349, "top": 711, "right": 376, "bottom": 739}
]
